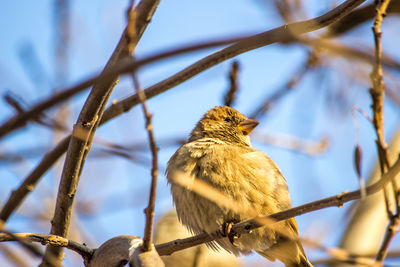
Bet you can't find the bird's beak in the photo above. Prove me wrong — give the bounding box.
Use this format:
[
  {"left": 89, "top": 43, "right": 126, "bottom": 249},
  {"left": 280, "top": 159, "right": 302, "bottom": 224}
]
[{"left": 238, "top": 119, "right": 259, "bottom": 135}]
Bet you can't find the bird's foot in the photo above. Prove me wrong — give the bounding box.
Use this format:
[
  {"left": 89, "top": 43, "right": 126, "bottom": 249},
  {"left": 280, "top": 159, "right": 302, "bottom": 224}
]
[{"left": 222, "top": 221, "right": 240, "bottom": 245}]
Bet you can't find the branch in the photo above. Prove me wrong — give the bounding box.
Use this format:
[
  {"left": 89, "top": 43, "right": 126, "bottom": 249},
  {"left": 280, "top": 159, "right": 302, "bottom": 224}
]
[
  {"left": 301, "top": 37, "right": 400, "bottom": 72},
  {"left": 155, "top": 155, "right": 400, "bottom": 256},
  {"left": 0, "top": 233, "right": 94, "bottom": 264},
  {"left": 0, "top": 0, "right": 366, "bottom": 141},
  {"left": 132, "top": 72, "right": 160, "bottom": 252},
  {"left": 0, "top": 0, "right": 159, "bottom": 139},
  {"left": 125, "top": 1, "right": 160, "bottom": 252},
  {"left": 0, "top": 36, "right": 252, "bottom": 139},
  {"left": 224, "top": 61, "right": 240, "bottom": 107},
  {"left": 101, "top": 0, "right": 366, "bottom": 124},
  {"left": 0, "top": 78, "right": 96, "bottom": 139},
  {"left": 0, "top": 0, "right": 365, "bottom": 232},
  {"left": 3, "top": 155, "right": 399, "bottom": 264},
  {"left": 369, "top": 0, "right": 399, "bottom": 263},
  {"left": 39, "top": 1, "right": 160, "bottom": 266},
  {"left": 327, "top": 0, "right": 400, "bottom": 37}
]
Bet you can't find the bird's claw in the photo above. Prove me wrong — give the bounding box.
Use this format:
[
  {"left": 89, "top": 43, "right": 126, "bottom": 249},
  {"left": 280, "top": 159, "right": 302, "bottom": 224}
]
[{"left": 222, "top": 221, "right": 240, "bottom": 245}]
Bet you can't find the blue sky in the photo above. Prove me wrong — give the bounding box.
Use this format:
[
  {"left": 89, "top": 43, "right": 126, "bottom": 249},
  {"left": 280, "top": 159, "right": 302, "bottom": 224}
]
[{"left": 1, "top": 1, "right": 400, "bottom": 266}]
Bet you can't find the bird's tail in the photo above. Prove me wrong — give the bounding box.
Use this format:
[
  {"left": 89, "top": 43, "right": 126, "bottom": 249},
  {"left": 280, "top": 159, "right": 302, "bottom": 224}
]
[
  {"left": 257, "top": 239, "right": 313, "bottom": 267},
  {"left": 297, "top": 253, "right": 313, "bottom": 267},
  {"left": 258, "top": 218, "right": 313, "bottom": 266}
]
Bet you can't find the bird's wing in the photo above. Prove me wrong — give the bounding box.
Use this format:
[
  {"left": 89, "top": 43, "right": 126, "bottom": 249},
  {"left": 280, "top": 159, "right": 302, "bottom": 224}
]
[{"left": 237, "top": 148, "right": 292, "bottom": 212}]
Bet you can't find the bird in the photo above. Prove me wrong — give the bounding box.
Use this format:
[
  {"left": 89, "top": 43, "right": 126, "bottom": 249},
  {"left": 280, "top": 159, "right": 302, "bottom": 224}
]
[{"left": 166, "top": 106, "right": 312, "bottom": 267}]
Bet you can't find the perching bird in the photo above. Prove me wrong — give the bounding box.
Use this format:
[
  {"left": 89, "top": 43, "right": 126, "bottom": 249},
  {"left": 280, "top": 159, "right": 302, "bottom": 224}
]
[{"left": 166, "top": 106, "right": 312, "bottom": 267}]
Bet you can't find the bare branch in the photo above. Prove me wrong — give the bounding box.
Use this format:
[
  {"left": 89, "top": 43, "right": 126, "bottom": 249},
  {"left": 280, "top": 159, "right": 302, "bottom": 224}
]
[
  {"left": 102, "top": 0, "right": 367, "bottom": 124},
  {"left": 0, "top": 0, "right": 365, "bottom": 231},
  {"left": 327, "top": 0, "right": 400, "bottom": 37},
  {"left": 132, "top": 72, "right": 160, "bottom": 252},
  {"left": 39, "top": 1, "right": 160, "bottom": 265},
  {"left": 0, "top": 0, "right": 366, "bottom": 140},
  {"left": 0, "top": 36, "right": 262, "bottom": 139},
  {"left": 0, "top": 232, "right": 94, "bottom": 264},
  {"left": 0, "top": 3, "right": 367, "bottom": 259},
  {"left": 224, "top": 61, "right": 240, "bottom": 107},
  {"left": 126, "top": 0, "right": 160, "bottom": 252},
  {"left": 368, "top": 0, "right": 399, "bottom": 263}
]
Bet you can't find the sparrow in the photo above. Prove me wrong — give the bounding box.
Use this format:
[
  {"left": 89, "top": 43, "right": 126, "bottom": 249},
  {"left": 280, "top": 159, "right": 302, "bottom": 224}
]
[{"left": 166, "top": 106, "right": 312, "bottom": 266}]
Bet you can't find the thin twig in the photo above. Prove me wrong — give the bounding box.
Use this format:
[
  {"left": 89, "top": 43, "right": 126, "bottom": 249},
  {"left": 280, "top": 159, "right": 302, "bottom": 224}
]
[
  {"left": 0, "top": 232, "right": 94, "bottom": 263},
  {"left": 224, "top": 61, "right": 240, "bottom": 107},
  {"left": 300, "top": 37, "right": 400, "bottom": 71},
  {"left": 369, "top": 0, "right": 398, "bottom": 264},
  {"left": 0, "top": 227, "right": 61, "bottom": 267},
  {"left": 126, "top": 0, "right": 159, "bottom": 252},
  {"left": 155, "top": 156, "right": 400, "bottom": 256},
  {"left": 132, "top": 72, "right": 159, "bottom": 252},
  {"left": 327, "top": 0, "right": 400, "bottom": 37},
  {"left": 0, "top": 229, "right": 43, "bottom": 258}
]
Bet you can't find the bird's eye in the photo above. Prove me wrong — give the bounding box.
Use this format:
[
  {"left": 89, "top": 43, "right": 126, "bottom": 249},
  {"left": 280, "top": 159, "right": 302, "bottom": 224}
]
[{"left": 224, "top": 117, "right": 232, "bottom": 123}]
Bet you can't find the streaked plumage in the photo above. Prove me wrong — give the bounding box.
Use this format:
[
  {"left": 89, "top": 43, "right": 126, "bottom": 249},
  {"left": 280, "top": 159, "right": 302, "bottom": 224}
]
[{"left": 167, "top": 106, "right": 312, "bottom": 266}]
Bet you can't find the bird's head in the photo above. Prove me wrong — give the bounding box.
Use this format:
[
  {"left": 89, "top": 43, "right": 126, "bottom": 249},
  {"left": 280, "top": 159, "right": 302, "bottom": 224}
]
[{"left": 189, "top": 106, "right": 259, "bottom": 146}]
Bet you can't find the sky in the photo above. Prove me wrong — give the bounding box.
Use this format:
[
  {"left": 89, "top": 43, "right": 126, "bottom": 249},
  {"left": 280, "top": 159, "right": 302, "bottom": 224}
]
[{"left": 1, "top": 1, "right": 400, "bottom": 266}]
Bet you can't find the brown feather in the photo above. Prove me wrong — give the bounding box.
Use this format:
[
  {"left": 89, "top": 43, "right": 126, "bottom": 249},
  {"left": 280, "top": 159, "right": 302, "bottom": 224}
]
[{"left": 167, "top": 106, "right": 312, "bottom": 266}]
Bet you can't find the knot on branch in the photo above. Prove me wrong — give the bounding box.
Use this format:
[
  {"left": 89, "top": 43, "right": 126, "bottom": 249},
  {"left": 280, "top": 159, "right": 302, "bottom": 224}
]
[
  {"left": 43, "top": 235, "right": 68, "bottom": 246},
  {"left": 335, "top": 191, "right": 349, "bottom": 208}
]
